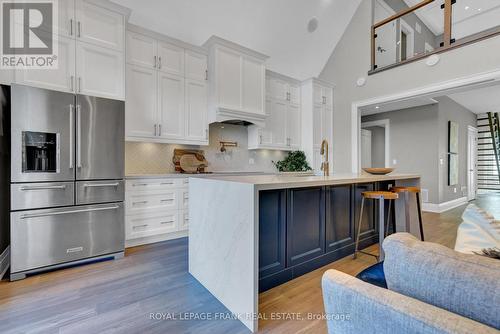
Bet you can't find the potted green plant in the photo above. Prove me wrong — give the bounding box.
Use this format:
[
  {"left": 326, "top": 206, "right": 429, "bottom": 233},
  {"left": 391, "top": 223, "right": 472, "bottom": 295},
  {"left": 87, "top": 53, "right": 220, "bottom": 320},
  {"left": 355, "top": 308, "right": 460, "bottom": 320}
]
[{"left": 273, "top": 151, "right": 313, "bottom": 175}]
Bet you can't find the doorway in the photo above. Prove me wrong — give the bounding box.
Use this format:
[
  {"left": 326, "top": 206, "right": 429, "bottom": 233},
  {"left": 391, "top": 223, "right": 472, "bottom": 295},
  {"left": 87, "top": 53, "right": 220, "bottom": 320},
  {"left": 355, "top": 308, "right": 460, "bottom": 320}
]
[
  {"left": 361, "top": 119, "right": 390, "bottom": 168},
  {"left": 467, "top": 126, "right": 478, "bottom": 201}
]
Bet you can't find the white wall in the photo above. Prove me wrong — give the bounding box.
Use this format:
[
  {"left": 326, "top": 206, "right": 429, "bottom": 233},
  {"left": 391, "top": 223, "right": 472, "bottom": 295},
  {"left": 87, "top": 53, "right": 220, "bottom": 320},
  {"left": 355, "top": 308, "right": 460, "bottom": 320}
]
[{"left": 319, "top": 0, "right": 500, "bottom": 173}]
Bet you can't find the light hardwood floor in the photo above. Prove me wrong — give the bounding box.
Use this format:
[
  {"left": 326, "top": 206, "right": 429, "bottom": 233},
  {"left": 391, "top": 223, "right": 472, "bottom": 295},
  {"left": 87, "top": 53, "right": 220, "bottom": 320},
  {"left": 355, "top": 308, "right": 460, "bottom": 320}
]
[{"left": 0, "top": 193, "right": 497, "bottom": 334}]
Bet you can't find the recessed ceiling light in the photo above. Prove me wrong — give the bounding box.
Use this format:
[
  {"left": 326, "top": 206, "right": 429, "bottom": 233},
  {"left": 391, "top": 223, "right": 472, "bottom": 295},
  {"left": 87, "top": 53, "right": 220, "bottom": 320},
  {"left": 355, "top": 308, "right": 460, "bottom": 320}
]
[
  {"left": 464, "top": 6, "right": 469, "bottom": 10},
  {"left": 307, "top": 17, "right": 319, "bottom": 33},
  {"left": 375, "top": 106, "right": 380, "bottom": 109},
  {"left": 478, "top": 8, "right": 482, "bottom": 11}
]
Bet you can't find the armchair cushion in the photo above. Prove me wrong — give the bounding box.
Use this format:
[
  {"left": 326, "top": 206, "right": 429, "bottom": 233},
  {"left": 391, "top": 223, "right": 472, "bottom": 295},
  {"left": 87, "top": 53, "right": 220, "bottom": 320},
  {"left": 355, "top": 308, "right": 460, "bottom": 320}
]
[{"left": 383, "top": 233, "right": 500, "bottom": 329}]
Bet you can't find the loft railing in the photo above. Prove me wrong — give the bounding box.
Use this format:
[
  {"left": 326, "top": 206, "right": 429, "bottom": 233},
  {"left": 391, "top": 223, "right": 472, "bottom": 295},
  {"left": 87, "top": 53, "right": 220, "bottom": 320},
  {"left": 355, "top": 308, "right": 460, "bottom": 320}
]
[{"left": 370, "top": 0, "right": 500, "bottom": 73}]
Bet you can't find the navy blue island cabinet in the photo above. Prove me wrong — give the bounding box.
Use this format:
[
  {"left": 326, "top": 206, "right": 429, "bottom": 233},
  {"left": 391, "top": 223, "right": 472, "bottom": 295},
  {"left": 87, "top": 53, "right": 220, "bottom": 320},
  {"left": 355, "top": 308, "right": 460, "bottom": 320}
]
[{"left": 259, "top": 183, "right": 378, "bottom": 292}]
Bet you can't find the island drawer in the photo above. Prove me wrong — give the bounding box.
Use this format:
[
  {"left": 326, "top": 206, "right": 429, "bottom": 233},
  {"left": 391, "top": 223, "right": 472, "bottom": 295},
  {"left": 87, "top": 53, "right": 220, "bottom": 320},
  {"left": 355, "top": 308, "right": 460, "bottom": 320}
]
[
  {"left": 126, "top": 178, "right": 185, "bottom": 192},
  {"left": 126, "top": 190, "right": 179, "bottom": 213}
]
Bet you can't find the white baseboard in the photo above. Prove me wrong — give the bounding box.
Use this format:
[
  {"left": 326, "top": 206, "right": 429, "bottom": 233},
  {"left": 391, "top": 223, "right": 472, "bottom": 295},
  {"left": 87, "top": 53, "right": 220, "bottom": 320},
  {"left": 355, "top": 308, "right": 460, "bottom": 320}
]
[
  {"left": 422, "top": 196, "right": 468, "bottom": 213},
  {"left": 125, "top": 230, "right": 188, "bottom": 248},
  {"left": 0, "top": 246, "right": 10, "bottom": 281}
]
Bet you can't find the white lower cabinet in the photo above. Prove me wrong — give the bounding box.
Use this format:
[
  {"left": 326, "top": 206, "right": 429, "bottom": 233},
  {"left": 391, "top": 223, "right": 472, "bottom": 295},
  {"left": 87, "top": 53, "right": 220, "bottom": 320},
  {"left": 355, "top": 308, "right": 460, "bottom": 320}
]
[{"left": 125, "top": 178, "right": 189, "bottom": 247}]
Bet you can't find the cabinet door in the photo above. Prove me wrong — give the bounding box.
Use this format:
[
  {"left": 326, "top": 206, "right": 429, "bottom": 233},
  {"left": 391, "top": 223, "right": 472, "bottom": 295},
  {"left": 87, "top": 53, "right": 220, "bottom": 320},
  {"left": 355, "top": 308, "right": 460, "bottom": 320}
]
[
  {"left": 55, "top": 0, "right": 76, "bottom": 38},
  {"left": 270, "top": 100, "right": 287, "bottom": 147},
  {"left": 185, "top": 50, "right": 207, "bottom": 81},
  {"left": 257, "top": 100, "right": 273, "bottom": 146},
  {"left": 269, "top": 78, "right": 288, "bottom": 101},
  {"left": 289, "top": 83, "right": 301, "bottom": 106},
  {"left": 259, "top": 190, "right": 286, "bottom": 278},
  {"left": 313, "top": 104, "right": 323, "bottom": 147},
  {"left": 185, "top": 79, "right": 208, "bottom": 143},
  {"left": 158, "top": 73, "right": 185, "bottom": 139},
  {"left": 326, "top": 186, "right": 353, "bottom": 252},
  {"left": 157, "top": 42, "right": 184, "bottom": 76},
  {"left": 15, "top": 36, "right": 76, "bottom": 93},
  {"left": 75, "top": 0, "right": 125, "bottom": 50},
  {"left": 0, "top": 69, "right": 13, "bottom": 86},
  {"left": 216, "top": 48, "right": 241, "bottom": 110},
  {"left": 287, "top": 104, "right": 301, "bottom": 149},
  {"left": 126, "top": 31, "right": 156, "bottom": 68},
  {"left": 242, "top": 57, "right": 265, "bottom": 115},
  {"left": 287, "top": 187, "right": 325, "bottom": 267},
  {"left": 125, "top": 65, "right": 157, "bottom": 139},
  {"left": 76, "top": 42, "right": 124, "bottom": 100},
  {"left": 354, "top": 183, "right": 376, "bottom": 238}
]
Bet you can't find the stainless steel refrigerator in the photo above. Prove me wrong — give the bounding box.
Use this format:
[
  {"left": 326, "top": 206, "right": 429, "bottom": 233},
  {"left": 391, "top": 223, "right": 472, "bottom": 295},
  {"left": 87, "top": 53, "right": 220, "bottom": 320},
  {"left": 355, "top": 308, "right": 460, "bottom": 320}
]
[{"left": 10, "top": 84, "right": 125, "bottom": 281}]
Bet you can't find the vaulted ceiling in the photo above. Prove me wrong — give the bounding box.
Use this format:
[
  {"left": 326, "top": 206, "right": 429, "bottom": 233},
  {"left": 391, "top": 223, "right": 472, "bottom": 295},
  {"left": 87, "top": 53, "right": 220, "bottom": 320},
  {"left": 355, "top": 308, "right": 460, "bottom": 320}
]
[{"left": 111, "top": 0, "right": 361, "bottom": 80}]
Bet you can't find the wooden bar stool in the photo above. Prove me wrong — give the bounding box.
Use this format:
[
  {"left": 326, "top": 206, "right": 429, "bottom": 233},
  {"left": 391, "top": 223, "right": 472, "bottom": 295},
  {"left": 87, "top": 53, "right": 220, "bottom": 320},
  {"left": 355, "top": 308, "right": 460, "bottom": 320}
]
[
  {"left": 353, "top": 191, "right": 398, "bottom": 261},
  {"left": 391, "top": 186, "right": 425, "bottom": 241}
]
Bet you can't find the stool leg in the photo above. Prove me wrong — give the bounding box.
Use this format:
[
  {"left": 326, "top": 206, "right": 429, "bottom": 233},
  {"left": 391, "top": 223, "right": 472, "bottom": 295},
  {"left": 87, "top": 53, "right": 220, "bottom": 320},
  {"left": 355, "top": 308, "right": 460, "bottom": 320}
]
[
  {"left": 416, "top": 192, "right": 425, "bottom": 241},
  {"left": 392, "top": 199, "right": 397, "bottom": 234},
  {"left": 404, "top": 192, "right": 411, "bottom": 233},
  {"left": 378, "top": 198, "right": 385, "bottom": 261},
  {"left": 353, "top": 197, "right": 365, "bottom": 259},
  {"left": 385, "top": 199, "right": 392, "bottom": 237}
]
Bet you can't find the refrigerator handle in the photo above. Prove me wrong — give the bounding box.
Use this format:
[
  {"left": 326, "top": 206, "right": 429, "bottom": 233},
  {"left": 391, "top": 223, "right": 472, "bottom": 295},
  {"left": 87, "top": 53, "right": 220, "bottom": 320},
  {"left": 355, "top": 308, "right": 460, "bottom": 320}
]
[
  {"left": 20, "top": 205, "right": 120, "bottom": 219},
  {"left": 69, "top": 104, "right": 74, "bottom": 169},
  {"left": 77, "top": 104, "right": 82, "bottom": 168}
]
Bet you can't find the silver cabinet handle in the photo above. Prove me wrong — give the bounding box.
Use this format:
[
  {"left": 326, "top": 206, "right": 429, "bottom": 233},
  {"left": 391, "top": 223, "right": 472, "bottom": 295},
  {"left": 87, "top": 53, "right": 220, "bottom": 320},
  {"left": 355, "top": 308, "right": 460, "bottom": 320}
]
[
  {"left": 160, "top": 199, "right": 174, "bottom": 203},
  {"left": 259, "top": 135, "right": 263, "bottom": 144},
  {"left": 132, "top": 201, "right": 148, "bottom": 205},
  {"left": 158, "top": 124, "right": 162, "bottom": 137},
  {"left": 83, "top": 183, "right": 120, "bottom": 188},
  {"left": 69, "top": 104, "right": 74, "bottom": 169},
  {"left": 205, "top": 70, "right": 208, "bottom": 81},
  {"left": 76, "top": 105, "right": 82, "bottom": 168},
  {"left": 154, "top": 56, "right": 157, "bottom": 68},
  {"left": 70, "top": 75, "right": 74, "bottom": 92},
  {"left": 21, "top": 205, "right": 119, "bottom": 219},
  {"left": 160, "top": 182, "right": 174, "bottom": 185},
  {"left": 133, "top": 224, "right": 148, "bottom": 229},
  {"left": 160, "top": 220, "right": 174, "bottom": 225},
  {"left": 158, "top": 57, "right": 162, "bottom": 69},
  {"left": 77, "top": 21, "right": 81, "bottom": 37},
  {"left": 20, "top": 185, "right": 67, "bottom": 191},
  {"left": 205, "top": 129, "right": 208, "bottom": 140},
  {"left": 154, "top": 124, "right": 157, "bottom": 136},
  {"left": 78, "top": 77, "right": 81, "bottom": 93},
  {"left": 132, "top": 183, "right": 148, "bottom": 187},
  {"left": 70, "top": 19, "right": 73, "bottom": 36}
]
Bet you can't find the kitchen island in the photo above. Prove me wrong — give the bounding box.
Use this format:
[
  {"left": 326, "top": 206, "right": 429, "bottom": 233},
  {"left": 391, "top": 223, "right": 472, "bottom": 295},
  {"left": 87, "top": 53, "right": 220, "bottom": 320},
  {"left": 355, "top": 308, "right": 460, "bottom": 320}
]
[{"left": 189, "top": 173, "right": 420, "bottom": 332}]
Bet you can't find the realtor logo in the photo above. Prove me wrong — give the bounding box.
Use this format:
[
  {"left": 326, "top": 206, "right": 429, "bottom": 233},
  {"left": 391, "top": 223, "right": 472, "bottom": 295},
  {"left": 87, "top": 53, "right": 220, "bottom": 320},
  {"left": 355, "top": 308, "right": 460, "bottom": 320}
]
[{"left": 1, "top": 0, "right": 58, "bottom": 69}]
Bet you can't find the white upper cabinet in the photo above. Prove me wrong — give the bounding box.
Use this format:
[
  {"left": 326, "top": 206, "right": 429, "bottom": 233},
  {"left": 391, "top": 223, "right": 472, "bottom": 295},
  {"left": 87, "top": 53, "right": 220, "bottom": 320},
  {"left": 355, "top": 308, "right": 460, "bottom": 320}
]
[
  {"left": 185, "top": 51, "right": 208, "bottom": 82},
  {"left": 15, "top": 36, "right": 76, "bottom": 93},
  {"left": 125, "top": 26, "right": 209, "bottom": 145},
  {"left": 75, "top": 0, "right": 125, "bottom": 50},
  {"left": 13, "top": 0, "right": 128, "bottom": 99},
  {"left": 158, "top": 73, "right": 185, "bottom": 139},
  {"left": 0, "top": 69, "right": 14, "bottom": 86},
  {"left": 126, "top": 31, "right": 156, "bottom": 68},
  {"left": 185, "top": 79, "right": 208, "bottom": 141},
  {"left": 248, "top": 71, "right": 301, "bottom": 151},
  {"left": 157, "top": 42, "right": 184, "bottom": 76},
  {"left": 76, "top": 42, "right": 124, "bottom": 99},
  {"left": 204, "top": 36, "right": 268, "bottom": 127},
  {"left": 301, "top": 78, "right": 334, "bottom": 172},
  {"left": 125, "top": 65, "right": 157, "bottom": 138}
]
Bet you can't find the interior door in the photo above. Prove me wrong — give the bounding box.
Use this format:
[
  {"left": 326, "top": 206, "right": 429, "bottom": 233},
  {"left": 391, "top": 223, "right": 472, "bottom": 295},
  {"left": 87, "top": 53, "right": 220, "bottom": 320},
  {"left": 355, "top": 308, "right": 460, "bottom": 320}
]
[
  {"left": 76, "top": 95, "right": 124, "bottom": 180},
  {"left": 11, "top": 85, "right": 75, "bottom": 183},
  {"left": 374, "top": 0, "right": 397, "bottom": 68},
  {"left": 467, "top": 127, "right": 478, "bottom": 200},
  {"left": 361, "top": 129, "right": 372, "bottom": 168}
]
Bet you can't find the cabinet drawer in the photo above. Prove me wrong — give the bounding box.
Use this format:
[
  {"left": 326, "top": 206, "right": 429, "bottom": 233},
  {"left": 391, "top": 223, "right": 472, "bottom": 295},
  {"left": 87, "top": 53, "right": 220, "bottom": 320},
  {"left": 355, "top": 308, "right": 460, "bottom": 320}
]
[
  {"left": 126, "top": 210, "right": 178, "bottom": 240},
  {"left": 126, "top": 178, "right": 183, "bottom": 192},
  {"left": 11, "top": 182, "right": 75, "bottom": 211},
  {"left": 126, "top": 190, "right": 178, "bottom": 213},
  {"left": 76, "top": 180, "right": 124, "bottom": 205}
]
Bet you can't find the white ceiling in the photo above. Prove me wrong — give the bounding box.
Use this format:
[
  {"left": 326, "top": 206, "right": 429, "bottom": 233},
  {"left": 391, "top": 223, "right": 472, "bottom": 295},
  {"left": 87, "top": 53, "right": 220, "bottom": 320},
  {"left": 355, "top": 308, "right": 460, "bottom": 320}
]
[
  {"left": 448, "top": 85, "right": 500, "bottom": 114},
  {"left": 402, "top": 0, "right": 500, "bottom": 39},
  {"left": 111, "top": 0, "right": 361, "bottom": 80},
  {"left": 360, "top": 97, "right": 438, "bottom": 116}
]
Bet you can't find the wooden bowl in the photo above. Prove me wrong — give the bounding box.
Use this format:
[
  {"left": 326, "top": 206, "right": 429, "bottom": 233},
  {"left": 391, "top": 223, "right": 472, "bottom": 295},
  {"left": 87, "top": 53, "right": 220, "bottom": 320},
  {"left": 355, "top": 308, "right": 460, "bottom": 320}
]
[{"left": 362, "top": 168, "right": 395, "bottom": 175}]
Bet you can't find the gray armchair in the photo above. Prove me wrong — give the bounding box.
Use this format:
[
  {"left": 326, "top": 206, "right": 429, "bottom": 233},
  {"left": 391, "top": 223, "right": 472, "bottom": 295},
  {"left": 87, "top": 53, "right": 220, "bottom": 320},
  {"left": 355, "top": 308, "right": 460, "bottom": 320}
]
[{"left": 322, "top": 233, "right": 500, "bottom": 334}]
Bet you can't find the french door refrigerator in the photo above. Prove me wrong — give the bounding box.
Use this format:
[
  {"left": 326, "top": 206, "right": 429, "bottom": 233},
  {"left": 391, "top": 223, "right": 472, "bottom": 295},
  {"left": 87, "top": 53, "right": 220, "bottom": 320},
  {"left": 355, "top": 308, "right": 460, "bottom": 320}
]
[{"left": 10, "top": 84, "right": 125, "bottom": 281}]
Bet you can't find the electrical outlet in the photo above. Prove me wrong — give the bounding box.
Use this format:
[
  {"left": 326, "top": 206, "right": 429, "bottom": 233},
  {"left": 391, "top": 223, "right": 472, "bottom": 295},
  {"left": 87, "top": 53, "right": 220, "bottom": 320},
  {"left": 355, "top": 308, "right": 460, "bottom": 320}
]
[
  {"left": 440, "top": 158, "right": 444, "bottom": 165},
  {"left": 453, "top": 187, "right": 457, "bottom": 193},
  {"left": 392, "top": 159, "right": 398, "bottom": 165}
]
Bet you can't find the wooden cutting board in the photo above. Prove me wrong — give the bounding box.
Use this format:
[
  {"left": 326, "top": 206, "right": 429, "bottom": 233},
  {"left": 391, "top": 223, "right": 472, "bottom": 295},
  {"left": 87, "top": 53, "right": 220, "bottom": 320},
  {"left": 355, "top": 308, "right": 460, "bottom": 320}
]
[{"left": 173, "top": 149, "right": 208, "bottom": 173}]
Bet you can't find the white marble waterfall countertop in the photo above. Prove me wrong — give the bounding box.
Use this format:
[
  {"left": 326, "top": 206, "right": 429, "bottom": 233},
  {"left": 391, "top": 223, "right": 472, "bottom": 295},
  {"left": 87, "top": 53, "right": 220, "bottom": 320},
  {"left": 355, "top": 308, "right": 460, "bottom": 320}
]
[{"left": 193, "top": 173, "right": 421, "bottom": 190}]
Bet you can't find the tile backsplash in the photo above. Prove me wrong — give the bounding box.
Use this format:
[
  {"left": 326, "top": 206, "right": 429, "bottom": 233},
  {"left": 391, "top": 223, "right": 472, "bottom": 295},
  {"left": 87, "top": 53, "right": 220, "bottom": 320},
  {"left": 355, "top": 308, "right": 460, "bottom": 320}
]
[{"left": 125, "top": 123, "right": 287, "bottom": 175}]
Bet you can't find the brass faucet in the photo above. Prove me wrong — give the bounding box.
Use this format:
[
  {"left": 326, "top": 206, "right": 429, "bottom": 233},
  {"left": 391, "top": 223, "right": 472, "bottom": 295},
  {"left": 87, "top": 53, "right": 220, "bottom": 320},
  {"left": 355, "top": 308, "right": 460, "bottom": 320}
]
[{"left": 320, "top": 139, "right": 330, "bottom": 176}]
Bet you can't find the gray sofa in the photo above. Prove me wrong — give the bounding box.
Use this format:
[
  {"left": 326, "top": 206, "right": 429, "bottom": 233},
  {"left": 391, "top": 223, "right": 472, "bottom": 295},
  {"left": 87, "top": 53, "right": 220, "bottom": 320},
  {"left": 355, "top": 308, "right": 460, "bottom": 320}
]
[{"left": 322, "top": 233, "right": 500, "bottom": 334}]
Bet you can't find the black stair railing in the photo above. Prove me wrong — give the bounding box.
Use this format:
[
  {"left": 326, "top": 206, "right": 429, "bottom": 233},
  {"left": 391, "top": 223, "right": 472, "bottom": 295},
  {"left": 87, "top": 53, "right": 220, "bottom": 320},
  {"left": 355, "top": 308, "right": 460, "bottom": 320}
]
[{"left": 487, "top": 112, "right": 500, "bottom": 183}]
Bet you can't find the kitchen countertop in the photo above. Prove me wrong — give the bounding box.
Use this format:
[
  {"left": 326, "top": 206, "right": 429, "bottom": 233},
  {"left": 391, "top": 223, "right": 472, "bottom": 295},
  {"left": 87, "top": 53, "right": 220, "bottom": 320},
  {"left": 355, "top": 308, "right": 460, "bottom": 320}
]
[
  {"left": 125, "top": 171, "right": 272, "bottom": 179},
  {"left": 191, "top": 173, "right": 421, "bottom": 190}
]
